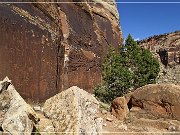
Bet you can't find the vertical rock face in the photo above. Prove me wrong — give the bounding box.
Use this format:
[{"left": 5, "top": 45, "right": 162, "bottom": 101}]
[
  {"left": 138, "top": 31, "right": 180, "bottom": 84},
  {"left": 0, "top": 1, "right": 122, "bottom": 101}
]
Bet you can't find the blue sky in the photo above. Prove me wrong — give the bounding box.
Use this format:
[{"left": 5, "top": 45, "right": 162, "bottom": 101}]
[{"left": 117, "top": 0, "right": 180, "bottom": 40}]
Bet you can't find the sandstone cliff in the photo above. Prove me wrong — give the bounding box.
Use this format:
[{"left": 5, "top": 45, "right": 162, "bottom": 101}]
[
  {"left": 0, "top": 0, "right": 122, "bottom": 101},
  {"left": 138, "top": 31, "right": 180, "bottom": 84}
]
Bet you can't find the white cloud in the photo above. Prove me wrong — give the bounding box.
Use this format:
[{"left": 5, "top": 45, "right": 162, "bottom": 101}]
[{"left": 134, "top": 38, "right": 140, "bottom": 41}]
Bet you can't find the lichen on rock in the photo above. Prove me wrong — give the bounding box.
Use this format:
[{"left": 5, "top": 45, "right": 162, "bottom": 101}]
[
  {"left": 43, "top": 86, "right": 103, "bottom": 134},
  {"left": 0, "top": 77, "right": 39, "bottom": 135}
]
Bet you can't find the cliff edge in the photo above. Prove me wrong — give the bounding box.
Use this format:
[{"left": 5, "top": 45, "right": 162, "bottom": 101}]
[{"left": 138, "top": 31, "right": 180, "bottom": 84}]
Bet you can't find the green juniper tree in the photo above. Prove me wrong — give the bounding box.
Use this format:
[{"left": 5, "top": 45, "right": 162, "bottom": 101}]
[
  {"left": 94, "top": 34, "right": 160, "bottom": 103},
  {"left": 124, "top": 34, "right": 160, "bottom": 88}
]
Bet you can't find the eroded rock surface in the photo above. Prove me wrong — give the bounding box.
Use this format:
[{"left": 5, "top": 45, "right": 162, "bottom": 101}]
[
  {"left": 105, "top": 84, "right": 180, "bottom": 134},
  {"left": 0, "top": 77, "right": 39, "bottom": 134},
  {"left": 111, "top": 97, "right": 129, "bottom": 120},
  {"left": 43, "top": 86, "right": 102, "bottom": 134},
  {"left": 0, "top": 0, "right": 122, "bottom": 101},
  {"left": 138, "top": 31, "right": 180, "bottom": 84},
  {"left": 128, "top": 84, "right": 180, "bottom": 120}
]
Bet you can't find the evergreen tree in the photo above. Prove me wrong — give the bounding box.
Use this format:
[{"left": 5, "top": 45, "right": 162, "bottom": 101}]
[
  {"left": 124, "top": 34, "right": 160, "bottom": 88},
  {"left": 94, "top": 34, "right": 160, "bottom": 103}
]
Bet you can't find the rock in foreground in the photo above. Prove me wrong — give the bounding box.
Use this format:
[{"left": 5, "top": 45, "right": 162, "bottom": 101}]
[
  {"left": 128, "top": 83, "right": 180, "bottom": 120},
  {"left": 43, "top": 86, "right": 102, "bottom": 134},
  {"left": 0, "top": 77, "right": 39, "bottom": 134},
  {"left": 111, "top": 97, "right": 129, "bottom": 120},
  {"left": 107, "top": 84, "right": 180, "bottom": 134}
]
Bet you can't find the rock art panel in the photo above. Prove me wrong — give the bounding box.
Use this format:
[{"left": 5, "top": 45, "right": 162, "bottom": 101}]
[{"left": 0, "top": 1, "right": 122, "bottom": 101}]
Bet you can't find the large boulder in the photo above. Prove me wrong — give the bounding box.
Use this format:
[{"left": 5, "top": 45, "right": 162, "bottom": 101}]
[
  {"left": 128, "top": 84, "right": 180, "bottom": 120},
  {"left": 43, "top": 86, "right": 102, "bottom": 134},
  {"left": 0, "top": 77, "right": 39, "bottom": 134},
  {"left": 111, "top": 97, "right": 129, "bottom": 120}
]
